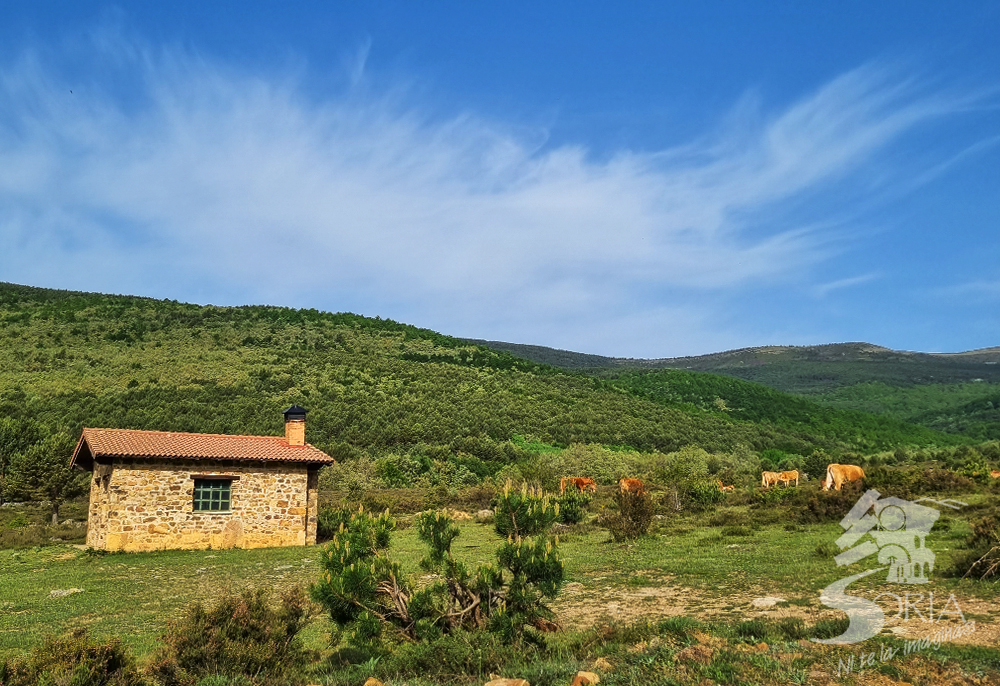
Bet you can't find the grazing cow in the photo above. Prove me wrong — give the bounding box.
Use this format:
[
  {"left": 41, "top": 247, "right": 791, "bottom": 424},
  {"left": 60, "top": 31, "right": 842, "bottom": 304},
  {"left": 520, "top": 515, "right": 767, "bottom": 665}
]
[
  {"left": 560, "top": 476, "right": 597, "bottom": 494},
  {"left": 761, "top": 471, "right": 782, "bottom": 489},
  {"left": 717, "top": 480, "right": 735, "bottom": 493},
  {"left": 778, "top": 470, "right": 799, "bottom": 487},
  {"left": 618, "top": 478, "right": 646, "bottom": 495},
  {"left": 991, "top": 470, "right": 1000, "bottom": 479},
  {"left": 822, "top": 464, "right": 865, "bottom": 491}
]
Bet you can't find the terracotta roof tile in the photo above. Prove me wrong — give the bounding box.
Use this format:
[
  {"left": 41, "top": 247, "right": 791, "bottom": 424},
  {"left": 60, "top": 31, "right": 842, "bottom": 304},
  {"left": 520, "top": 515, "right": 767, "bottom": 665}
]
[{"left": 74, "top": 428, "right": 335, "bottom": 466}]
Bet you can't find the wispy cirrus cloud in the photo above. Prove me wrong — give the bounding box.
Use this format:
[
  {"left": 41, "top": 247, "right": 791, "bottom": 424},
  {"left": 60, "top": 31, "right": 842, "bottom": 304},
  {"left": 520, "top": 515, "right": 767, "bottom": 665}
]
[
  {"left": 812, "top": 273, "right": 881, "bottom": 298},
  {"left": 0, "top": 36, "right": 987, "bottom": 355}
]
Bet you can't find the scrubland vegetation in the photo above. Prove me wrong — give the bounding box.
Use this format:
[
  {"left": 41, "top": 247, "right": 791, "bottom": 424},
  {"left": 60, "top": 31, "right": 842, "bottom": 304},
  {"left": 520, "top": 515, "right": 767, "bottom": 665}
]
[{"left": 3, "top": 282, "right": 1000, "bottom": 684}]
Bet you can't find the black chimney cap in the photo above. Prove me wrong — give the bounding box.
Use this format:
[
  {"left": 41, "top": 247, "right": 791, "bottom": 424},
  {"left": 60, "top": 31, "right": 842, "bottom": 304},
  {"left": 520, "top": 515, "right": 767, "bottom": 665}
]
[{"left": 283, "top": 405, "right": 308, "bottom": 420}]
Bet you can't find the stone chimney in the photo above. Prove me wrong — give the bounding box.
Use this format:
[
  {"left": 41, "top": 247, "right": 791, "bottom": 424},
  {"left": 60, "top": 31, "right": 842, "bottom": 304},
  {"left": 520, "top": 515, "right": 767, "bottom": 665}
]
[{"left": 282, "top": 405, "right": 307, "bottom": 446}]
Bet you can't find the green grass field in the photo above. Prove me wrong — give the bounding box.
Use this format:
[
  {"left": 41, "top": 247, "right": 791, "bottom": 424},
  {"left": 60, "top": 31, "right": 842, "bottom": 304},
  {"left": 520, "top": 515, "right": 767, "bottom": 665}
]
[{"left": 3, "top": 492, "right": 996, "bottom": 671}]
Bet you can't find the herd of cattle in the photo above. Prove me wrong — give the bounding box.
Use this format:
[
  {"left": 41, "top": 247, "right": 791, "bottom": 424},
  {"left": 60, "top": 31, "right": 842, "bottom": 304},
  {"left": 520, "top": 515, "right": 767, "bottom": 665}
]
[{"left": 558, "top": 463, "right": 871, "bottom": 496}]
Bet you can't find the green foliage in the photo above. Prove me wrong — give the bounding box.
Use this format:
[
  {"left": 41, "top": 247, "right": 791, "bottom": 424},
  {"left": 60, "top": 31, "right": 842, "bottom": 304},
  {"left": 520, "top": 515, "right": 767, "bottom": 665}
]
[
  {"left": 147, "top": 588, "right": 314, "bottom": 686},
  {"left": 687, "top": 480, "right": 727, "bottom": 507},
  {"left": 754, "top": 485, "right": 799, "bottom": 507},
  {"left": 554, "top": 489, "right": 591, "bottom": 524},
  {"left": 490, "top": 534, "right": 563, "bottom": 643},
  {"left": 0, "top": 417, "right": 45, "bottom": 497},
  {"left": 604, "top": 368, "right": 963, "bottom": 452},
  {"left": 4, "top": 431, "right": 88, "bottom": 523},
  {"left": 314, "top": 493, "right": 565, "bottom": 652},
  {"left": 945, "top": 515, "right": 1000, "bottom": 580},
  {"left": 310, "top": 507, "right": 403, "bottom": 651},
  {"left": 601, "top": 489, "right": 654, "bottom": 542},
  {"left": 0, "top": 282, "right": 968, "bottom": 491},
  {"left": 0, "top": 628, "right": 145, "bottom": 686},
  {"left": 795, "top": 489, "right": 862, "bottom": 524},
  {"left": 492, "top": 481, "right": 558, "bottom": 538},
  {"left": 316, "top": 506, "right": 355, "bottom": 541}
]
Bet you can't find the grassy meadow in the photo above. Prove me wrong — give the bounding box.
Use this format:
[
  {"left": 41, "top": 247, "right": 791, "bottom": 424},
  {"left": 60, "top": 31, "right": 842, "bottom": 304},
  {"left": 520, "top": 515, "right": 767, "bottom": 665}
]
[{"left": 3, "top": 480, "right": 999, "bottom": 685}]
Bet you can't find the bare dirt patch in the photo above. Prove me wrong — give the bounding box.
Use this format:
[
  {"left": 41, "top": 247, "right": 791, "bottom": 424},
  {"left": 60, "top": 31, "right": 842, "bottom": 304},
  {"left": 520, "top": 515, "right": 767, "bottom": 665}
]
[{"left": 554, "top": 579, "right": 999, "bottom": 648}]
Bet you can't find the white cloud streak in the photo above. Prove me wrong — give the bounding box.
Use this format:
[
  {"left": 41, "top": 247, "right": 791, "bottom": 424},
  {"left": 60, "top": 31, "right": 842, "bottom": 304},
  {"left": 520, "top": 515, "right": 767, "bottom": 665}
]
[
  {"left": 0, "top": 40, "right": 984, "bottom": 355},
  {"left": 812, "top": 273, "right": 881, "bottom": 298}
]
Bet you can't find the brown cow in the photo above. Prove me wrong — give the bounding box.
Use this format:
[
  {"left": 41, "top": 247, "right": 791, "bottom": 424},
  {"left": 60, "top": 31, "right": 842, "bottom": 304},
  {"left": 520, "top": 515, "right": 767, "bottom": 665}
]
[
  {"left": 560, "top": 476, "right": 597, "bottom": 494},
  {"left": 761, "top": 471, "right": 782, "bottom": 489},
  {"left": 778, "top": 470, "right": 799, "bottom": 487},
  {"left": 618, "top": 478, "right": 646, "bottom": 495},
  {"left": 717, "top": 480, "right": 735, "bottom": 493},
  {"left": 991, "top": 470, "right": 1000, "bottom": 479},
  {"left": 822, "top": 464, "right": 865, "bottom": 491}
]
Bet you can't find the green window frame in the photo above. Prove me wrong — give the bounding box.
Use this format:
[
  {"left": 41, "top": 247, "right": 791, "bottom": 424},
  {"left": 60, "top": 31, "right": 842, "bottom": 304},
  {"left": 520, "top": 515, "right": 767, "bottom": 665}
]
[{"left": 193, "top": 479, "right": 232, "bottom": 512}]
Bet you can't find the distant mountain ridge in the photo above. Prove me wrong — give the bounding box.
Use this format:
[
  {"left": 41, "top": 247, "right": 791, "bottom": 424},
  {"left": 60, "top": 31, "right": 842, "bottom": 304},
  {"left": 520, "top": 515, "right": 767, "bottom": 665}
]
[
  {"left": 466, "top": 339, "right": 1000, "bottom": 388},
  {"left": 467, "top": 339, "right": 1000, "bottom": 440}
]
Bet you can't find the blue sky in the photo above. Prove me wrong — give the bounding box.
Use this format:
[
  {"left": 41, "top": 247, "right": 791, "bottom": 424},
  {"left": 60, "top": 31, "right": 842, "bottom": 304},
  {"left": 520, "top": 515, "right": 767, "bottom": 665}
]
[{"left": 0, "top": 2, "right": 998, "bottom": 357}]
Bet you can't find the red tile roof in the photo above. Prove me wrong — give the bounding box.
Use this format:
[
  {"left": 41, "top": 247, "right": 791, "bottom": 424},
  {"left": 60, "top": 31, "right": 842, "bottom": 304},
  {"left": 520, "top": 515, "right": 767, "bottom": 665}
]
[{"left": 72, "top": 428, "right": 335, "bottom": 468}]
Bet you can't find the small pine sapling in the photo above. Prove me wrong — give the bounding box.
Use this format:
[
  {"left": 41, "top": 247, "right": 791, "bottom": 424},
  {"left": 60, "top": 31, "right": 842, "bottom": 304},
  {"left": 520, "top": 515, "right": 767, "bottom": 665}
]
[{"left": 310, "top": 506, "right": 414, "bottom": 651}]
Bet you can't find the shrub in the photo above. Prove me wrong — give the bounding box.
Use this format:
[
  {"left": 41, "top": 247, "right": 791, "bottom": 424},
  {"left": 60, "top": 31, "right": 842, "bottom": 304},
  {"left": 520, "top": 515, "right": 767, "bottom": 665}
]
[
  {"left": 310, "top": 507, "right": 405, "bottom": 653},
  {"left": 796, "top": 489, "right": 861, "bottom": 524},
  {"left": 918, "top": 468, "right": 975, "bottom": 494},
  {"left": 811, "top": 617, "right": 850, "bottom": 640},
  {"left": 313, "top": 496, "right": 564, "bottom": 651},
  {"left": 0, "top": 628, "right": 144, "bottom": 686},
  {"left": 148, "top": 588, "right": 314, "bottom": 686},
  {"left": 863, "top": 466, "right": 918, "bottom": 499},
  {"left": 753, "top": 485, "right": 799, "bottom": 507},
  {"left": 493, "top": 481, "right": 558, "bottom": 538},
  {"left": 316, "top": 505, "right": 354, "bottom": 541},
  {"left": 946, "top": 516, "right": 1000, "bottom": 580},
  {"left": 601, "top": 489, "right": 654, "bottom": 542},
  {"left": 377, "top": 630, "right": 528, "bottom": 680},
  {"left": 555, "top": 490, "right": 591, "bottom": 524},
  {"left": 686, "top": 480, "right": 726, "bottom": 508}
]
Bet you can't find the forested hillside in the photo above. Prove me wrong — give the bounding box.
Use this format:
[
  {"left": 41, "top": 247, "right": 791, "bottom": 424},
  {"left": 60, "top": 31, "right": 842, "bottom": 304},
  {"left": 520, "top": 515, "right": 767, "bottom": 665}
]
[
  {"left": 0, "top": 282, "right": 970, "bottom": 489},
  {"left": 602, "top": 369, "right": 962, "bottom": 449},
  {"left": 474, "top": 339, "right": 1000, "bottom": 439}
]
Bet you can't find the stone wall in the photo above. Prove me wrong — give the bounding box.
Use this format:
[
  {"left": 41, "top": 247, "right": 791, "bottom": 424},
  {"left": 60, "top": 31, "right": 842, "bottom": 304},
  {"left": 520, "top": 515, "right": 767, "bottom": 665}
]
[{"left": 85, "top": 458, "right": 321, "bottom": 552}]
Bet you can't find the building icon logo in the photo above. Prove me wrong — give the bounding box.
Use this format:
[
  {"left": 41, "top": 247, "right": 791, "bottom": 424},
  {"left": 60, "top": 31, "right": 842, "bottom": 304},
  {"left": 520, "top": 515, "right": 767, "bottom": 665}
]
[{"left": 813, "top": 489, "right": 964, "bottom": 645}]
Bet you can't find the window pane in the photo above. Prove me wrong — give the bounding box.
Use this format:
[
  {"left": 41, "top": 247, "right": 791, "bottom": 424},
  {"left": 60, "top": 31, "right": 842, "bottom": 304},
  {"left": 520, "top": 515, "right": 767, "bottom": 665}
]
[{"left": 193, "top": 479, "right": 231, "bottom": 511}]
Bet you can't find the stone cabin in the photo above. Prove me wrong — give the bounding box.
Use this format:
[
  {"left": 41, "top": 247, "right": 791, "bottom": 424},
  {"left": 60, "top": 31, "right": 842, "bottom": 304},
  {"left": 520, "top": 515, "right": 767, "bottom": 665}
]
[{"left": 70, "top": 406, "right": 334, "bottom": 552}]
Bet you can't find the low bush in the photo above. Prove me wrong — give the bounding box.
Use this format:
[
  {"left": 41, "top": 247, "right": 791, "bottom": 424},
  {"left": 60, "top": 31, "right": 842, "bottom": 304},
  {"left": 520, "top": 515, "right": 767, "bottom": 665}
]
[
  {"left": 708, "top": 511, "right": 749, "bottom": 527},
  {"left": 600, "top": 489, "right": 654, "bottom": 542},
  {"left": 945, "top": 515, "right": 1000, "bottom": 580},
  {"left": 555, "top": 489, "right": 591, "bottom": 524},
  {"left": 795, "top": 489, "right": 861, "bottom": 524},
  {"left": 917, "top": 468, "right": 975, "bottom": 494},
  {"left": 147, "top": 587, "right": 315, "bottom": 686},
  {"left": 811, "top": 617, "right": 850, "bottom": 640},
  {"left": 313, "top": 485, "right": 565, "bottom": 653},
  {"left": 752, "top": 486, "right": 799, "bottom": 507},
  {"left": 0, "top": 628, "right": 144, "bottom": 686},
  {"left": 685, "top": 480, "right": 727, "bottom": 508},
  {"left": 317, "top": 505, "right": 354, "bottom": 541}
]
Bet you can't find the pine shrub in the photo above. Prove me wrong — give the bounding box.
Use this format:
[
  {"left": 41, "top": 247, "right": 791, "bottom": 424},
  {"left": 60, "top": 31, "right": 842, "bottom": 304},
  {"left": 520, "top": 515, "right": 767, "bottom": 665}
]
[
  {"left": 493, "top": 481, "right": 558, "bottom": 538},
  {"left": 313, "top": 486, "right": 565, "bottom": 652},
  {"left": 555, "top": 489, "right": 591, "bottom": 524}
]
